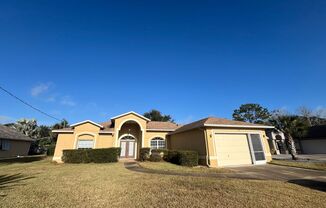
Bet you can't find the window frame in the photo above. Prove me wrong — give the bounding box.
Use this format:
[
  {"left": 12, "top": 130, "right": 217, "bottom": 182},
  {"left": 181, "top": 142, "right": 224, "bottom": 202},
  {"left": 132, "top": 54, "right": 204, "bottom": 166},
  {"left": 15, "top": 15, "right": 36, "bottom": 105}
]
[
  {"left": 76, "top": 139, "right": 94, "bottom": 149},
  {"left": 0, "top": 139, "right": 11, "bottom": 151},
  {"left": 150, "top": 137, "right": 166, "bottom": 149}
]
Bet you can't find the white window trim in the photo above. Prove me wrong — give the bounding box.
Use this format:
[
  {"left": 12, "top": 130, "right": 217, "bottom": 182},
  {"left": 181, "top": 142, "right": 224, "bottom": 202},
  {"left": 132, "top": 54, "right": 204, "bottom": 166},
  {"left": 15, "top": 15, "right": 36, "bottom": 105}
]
[{"left": 150, "top": 137, "right": 166, "bottom": 149}]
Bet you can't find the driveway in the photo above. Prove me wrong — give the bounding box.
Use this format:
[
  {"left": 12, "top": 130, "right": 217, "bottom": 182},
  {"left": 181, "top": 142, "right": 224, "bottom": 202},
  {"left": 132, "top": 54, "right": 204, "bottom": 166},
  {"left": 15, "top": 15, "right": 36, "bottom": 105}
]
[
  {"left": 227, "top": 164, "right": 326, "bottom": 182},
  {"left": 273, "top": 154, "right": 326, "bottom": 162}
]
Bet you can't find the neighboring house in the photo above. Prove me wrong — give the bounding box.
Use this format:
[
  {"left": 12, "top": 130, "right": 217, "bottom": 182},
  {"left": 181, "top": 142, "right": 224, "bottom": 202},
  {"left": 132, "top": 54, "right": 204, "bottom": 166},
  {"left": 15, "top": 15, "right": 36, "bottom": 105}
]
[
  {"left": 295, "top": 125, "right": 326, "bottom": 154},
  {"left": 265, "top": 130, "right": 288, "bottom": 155},
  {"left": 53, "top": 111, "right": 273, "bottom": 167},
  {"left": 0, "top": 125, "right": 34, "bottom": 158}
]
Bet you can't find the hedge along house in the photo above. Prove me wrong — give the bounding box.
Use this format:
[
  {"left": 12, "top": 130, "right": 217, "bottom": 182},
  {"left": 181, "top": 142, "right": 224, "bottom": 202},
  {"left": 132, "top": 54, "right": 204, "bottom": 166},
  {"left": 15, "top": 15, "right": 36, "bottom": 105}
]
[
  {"left": 52, "top": 111, "right": 178, "bottom": 162},
  {"left": 167, "top": 117, "right": 274, "bottom": 167},
  {"left": 53, "top": 111, "right": 274, "bottom": 167}
]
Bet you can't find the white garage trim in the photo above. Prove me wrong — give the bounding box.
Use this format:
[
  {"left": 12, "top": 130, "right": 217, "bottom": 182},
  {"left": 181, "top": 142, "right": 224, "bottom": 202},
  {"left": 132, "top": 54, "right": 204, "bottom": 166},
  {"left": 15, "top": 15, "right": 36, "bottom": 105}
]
[{"left": 213, "top": 133, "right": 266, "bottom": 167}]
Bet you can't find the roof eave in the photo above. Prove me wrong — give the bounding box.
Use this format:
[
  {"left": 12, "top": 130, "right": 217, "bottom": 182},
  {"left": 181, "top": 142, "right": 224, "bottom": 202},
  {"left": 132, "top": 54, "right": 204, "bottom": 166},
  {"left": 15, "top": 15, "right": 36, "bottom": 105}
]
[
  {"left": 110, "top": 111, "right": 151, "bottom": 121},
  {"left": 70, "top": 120, "right": 104, "bottom": 128},
  {"left": 203, "top": 124, "right": 274, "bottom": 129},
  {"left": 146, "top": 128, "right": 176, "bottom": 132}
]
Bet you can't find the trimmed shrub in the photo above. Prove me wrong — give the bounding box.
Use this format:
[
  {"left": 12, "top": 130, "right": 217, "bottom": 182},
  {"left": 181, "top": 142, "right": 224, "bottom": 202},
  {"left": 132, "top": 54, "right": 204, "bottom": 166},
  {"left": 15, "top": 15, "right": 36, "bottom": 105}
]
[
  {"left": 166, "top": 150, "right": 178, "bottom": 164},
  {"left": 176, "top": 150, "right": 198, "bottom": 167},
  {"left": 149, "top": 152, "right": 162, "bottom": 162},
  {"left": 62, "top": 148, "right": 121, "bottom": 163},
  {"left": 165, "top": 150, "right": 198, "bottom": 167},
  {"left": 151, "top": 149, "right": 169, "bottom": 161},
  {"left": 139, "top": 148, "right": 151, "bottom": 161},
  {"left": 46, "top": 145, "right": 56, "bottom": 156}
]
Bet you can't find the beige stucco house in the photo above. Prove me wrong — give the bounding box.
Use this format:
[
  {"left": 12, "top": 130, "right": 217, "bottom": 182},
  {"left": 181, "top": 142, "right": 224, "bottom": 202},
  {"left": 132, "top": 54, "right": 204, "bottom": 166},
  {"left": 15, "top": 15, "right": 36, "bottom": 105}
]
[{"left": 53, "top": 111, "right": 273, "bottom": 167}]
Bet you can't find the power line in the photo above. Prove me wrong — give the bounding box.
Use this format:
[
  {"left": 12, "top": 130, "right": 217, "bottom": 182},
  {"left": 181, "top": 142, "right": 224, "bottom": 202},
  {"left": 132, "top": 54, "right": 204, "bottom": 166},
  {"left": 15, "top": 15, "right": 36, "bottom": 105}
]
[{"left": 0, "top": 85, "right": 62, "bottom": 122}]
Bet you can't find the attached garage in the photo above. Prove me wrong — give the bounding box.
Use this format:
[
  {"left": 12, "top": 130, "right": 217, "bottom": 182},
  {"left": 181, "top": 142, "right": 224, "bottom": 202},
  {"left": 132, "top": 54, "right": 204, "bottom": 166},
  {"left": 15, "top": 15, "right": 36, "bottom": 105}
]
[
  {"left": 168, "top": 117, "right": 273, "bottom": 167},
  {"left": 214, "top": 133, "right": 267, "bottom": 167},
  {"left": 214, "top": 134, "right": 252, "bottom": 166}
]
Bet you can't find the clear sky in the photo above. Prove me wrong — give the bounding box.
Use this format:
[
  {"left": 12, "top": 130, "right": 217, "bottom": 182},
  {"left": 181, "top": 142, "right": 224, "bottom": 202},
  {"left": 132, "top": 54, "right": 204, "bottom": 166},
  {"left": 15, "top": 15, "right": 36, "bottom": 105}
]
[{"left": 0, "top": 1, "right": 325, "bottom": 125}]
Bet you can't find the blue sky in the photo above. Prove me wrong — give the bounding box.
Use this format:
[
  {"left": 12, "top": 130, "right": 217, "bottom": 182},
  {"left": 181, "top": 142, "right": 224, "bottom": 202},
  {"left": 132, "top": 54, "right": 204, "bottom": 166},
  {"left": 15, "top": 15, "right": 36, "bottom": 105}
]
[{"left": 0, "top": 1, "right": 325, "bottom": 125}]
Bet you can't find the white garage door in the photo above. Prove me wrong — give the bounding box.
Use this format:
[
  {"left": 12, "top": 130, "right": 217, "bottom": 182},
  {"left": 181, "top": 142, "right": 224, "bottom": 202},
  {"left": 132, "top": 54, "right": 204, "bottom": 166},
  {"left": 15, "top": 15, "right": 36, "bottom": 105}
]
[{"left": 214, "top": 134, "right": 252, "bottom": 167}]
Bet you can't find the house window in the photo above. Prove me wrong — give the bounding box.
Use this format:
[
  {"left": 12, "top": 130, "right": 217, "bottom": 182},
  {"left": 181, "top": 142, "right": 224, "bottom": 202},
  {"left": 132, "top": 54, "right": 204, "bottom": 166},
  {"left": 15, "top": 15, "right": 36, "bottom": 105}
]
[
  {"left": 0, "top": 139, "right": 11, "bottom": 151},
  {"left": 77, "top": 140, "right": 94, "bottom": 149},
  {"left": 150, "top": 137, "right": 165, "bottom": 149}
]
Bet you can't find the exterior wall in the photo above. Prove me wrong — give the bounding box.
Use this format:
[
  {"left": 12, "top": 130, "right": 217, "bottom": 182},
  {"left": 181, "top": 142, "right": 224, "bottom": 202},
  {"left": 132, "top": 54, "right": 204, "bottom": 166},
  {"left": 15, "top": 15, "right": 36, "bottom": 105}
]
[
  {"left": 144, "top": 131, "right": 169, "bottom": 148},
  {"left": 53, "top": 122, "right": 115, "bottom": 162},
  {"left": 168, "top": 128, "right": 207, "bottom": 165},
  {"left": 114, "top": 114, "right": 147, "bottom": 147},
  {"left": 300, "top": 138, "right": 326, "bottom": 154},
  {"left": 0, "top": 140, "right": 31, "bottom": 158},
  {"left": 206, "top": 128, "right": 272, "bottom": 167}
]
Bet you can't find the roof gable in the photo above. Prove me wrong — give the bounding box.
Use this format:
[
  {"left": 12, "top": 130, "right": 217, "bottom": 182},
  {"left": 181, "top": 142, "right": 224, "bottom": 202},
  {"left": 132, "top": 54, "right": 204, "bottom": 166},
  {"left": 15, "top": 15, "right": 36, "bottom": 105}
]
[
  {"left": 70, "top": 120, "right": 104, "bottom": 128},
  {"left": 111, "top": 111, "right": 150, "bottom": 121}
]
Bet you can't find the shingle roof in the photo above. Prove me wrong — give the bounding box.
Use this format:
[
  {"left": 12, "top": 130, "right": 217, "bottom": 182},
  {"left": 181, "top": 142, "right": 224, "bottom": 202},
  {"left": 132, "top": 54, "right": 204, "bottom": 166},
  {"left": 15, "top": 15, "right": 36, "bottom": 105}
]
[
  {"left": 170, "top": 117, "right": 273, "bottom": 134},
  {"left": 146, "top": 121, "right": 179, "bottom": 130},
  {"left": 0, "top": 125, "right": 34, "bottom": 142}
]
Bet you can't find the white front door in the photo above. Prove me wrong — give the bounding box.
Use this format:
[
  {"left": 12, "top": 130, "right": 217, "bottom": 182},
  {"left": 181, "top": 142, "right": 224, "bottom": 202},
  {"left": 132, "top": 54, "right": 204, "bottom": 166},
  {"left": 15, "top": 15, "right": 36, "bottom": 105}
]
[{"left": 120, "top": 136, "right": 136, "bottom": 158}]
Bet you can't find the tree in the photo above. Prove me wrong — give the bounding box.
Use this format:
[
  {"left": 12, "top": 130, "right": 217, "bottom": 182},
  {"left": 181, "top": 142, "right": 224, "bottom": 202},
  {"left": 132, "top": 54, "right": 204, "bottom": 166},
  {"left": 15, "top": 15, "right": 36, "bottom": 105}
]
[
  {"left": 13, "top": 119, "right": 39, "bottom": 139},
  {"left": 297, "top": 106, "right": 326, "bottom": 126},
  {"left": 143, "top": 110, "right": 174, "bottom": 122},
  {"left": 52, "top": 119, "right": 69, "bottom": 130},
  {"left": 269, "top": 112, "right": 309, "bottom": 160},
  {"left": 232, "top": 104, "right": 271, "bottom": 124}
]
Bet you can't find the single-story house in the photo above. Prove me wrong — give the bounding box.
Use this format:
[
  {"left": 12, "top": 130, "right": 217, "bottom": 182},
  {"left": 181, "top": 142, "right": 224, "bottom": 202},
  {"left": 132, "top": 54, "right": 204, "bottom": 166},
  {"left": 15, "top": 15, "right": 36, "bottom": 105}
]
[
  {"left": 53, "top": 111, "right": 273, "bottom": 167},
  {"left": 0, "top": 125, "right": 34, "bottom": 158},
  {"left": 295, "top": 125, "right": 326, "bottom": 154}
]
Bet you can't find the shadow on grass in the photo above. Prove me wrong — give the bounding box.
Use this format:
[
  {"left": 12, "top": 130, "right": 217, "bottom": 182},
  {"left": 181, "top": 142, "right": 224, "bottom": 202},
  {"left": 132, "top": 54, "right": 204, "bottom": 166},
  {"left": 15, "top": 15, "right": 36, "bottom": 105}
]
[
  {"left": 288, "top": 179, "right": 326, "bottom": 192},
  {"left": 0, "top": 173, "right": 35, "bottom": 196}
]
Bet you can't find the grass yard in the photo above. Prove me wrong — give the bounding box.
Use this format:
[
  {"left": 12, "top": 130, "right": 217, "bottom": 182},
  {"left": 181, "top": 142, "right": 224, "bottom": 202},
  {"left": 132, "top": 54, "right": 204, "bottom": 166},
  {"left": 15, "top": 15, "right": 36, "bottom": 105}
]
[
  {"left": 0, "top": 158, "right": 325, "bottom": 208},
  {"left": 270, "top": 160, "right": 326, "bottom": 171},
  {"left": 139, "top": 161, "right": 232, "bottom": 175}
]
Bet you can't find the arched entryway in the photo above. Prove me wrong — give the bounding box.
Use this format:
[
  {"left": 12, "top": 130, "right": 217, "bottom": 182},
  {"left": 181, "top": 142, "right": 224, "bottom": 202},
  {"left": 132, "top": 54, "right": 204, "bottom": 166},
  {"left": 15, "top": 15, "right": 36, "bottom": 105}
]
[
  {"left": 117, "top": 120, "right": 143, "bottom": 159},
  {"left": 120, "top": 135, "right": 136, "bottom": 158}
]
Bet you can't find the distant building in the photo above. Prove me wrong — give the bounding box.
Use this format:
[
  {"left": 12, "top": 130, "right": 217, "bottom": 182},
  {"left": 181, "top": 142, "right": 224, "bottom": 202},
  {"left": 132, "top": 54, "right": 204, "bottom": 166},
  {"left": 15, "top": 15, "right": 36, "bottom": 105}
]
[
  {"left": 266, "top": 129, "right": 288, "bottom": 155},
  {"left": 296, "top": 125, "right": 326, "bottom": 154},
  {"left": 0, "top": 125, "right": 34, "bottom": 158}
]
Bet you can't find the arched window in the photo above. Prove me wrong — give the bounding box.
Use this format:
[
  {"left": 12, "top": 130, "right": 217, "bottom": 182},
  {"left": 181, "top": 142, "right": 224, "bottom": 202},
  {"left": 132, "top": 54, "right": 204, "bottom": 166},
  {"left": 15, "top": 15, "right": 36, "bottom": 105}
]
[{"left": 150, "top": 137, "right": 165, "bottom": 149}]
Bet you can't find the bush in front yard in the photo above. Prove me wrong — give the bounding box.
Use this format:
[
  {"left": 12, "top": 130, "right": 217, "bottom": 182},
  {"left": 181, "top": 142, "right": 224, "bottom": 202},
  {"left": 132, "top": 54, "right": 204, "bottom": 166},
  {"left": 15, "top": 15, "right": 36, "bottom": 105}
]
[
  {"left": 46, "top": 145, "right": 56, "bottom": 156},
  {"left": 151, "top": 149, "right": 169, "bottom": 161},
  {"left": 139, "top": 148, "right": 151, "bottom": 161},
  {"left": 176, "top": 150, "right": 198, "bottom": 167},
  {"left": 62, "top": 148, "right": 121, "bottom": 163},
  {"left": 149, "top": 152, "right": 162, "bottom": 162},
  {"left": 165, "top": 150, "right": 198, "bottom": 167}
]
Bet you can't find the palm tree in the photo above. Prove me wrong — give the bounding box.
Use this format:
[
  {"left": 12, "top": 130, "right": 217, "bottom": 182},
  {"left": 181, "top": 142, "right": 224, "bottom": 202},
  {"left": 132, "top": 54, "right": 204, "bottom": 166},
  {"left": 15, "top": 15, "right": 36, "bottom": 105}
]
[{"left": 270, "top": 115, "right": 308, "bottom": 160}]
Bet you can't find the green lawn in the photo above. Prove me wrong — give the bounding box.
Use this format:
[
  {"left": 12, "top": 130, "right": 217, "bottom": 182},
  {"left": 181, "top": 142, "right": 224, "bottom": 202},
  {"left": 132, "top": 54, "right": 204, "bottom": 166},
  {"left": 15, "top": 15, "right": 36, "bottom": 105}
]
[
  {"left": 0, "top": 159, "right": 325, "bottom": 208},
  {"left": 270, "top": 160, "right": 326, "bottom": 171},
  {"left": 139, "top": 161, "right": 232, "bottom": 174}
]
